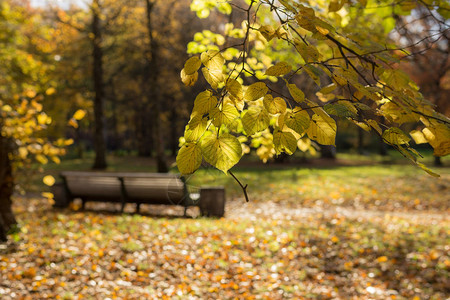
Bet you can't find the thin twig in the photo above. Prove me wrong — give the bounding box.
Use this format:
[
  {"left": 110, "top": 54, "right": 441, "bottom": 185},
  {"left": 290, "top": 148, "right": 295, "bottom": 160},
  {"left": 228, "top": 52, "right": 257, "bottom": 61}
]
[{"left": 229, "top": 171, "right": 249, "bottom": 202}]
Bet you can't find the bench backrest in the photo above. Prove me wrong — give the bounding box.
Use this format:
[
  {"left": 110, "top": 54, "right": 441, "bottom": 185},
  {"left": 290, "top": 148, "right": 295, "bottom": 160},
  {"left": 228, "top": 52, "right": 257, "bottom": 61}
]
[{"left": 60, "top": 171, "right": 187, "bottom": 203}]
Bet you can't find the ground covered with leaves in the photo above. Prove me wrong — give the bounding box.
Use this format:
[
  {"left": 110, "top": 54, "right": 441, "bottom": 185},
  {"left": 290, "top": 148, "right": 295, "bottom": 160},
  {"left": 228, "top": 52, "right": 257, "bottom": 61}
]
[{"left": 2, "top": 162, "right": 450, "bottom": 299}]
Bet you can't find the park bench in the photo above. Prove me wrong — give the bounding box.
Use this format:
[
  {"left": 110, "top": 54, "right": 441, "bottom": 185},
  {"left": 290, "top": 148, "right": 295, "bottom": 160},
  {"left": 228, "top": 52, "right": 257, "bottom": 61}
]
[{"left": 51, "top": 171, "right": 225, "bottom": 217}]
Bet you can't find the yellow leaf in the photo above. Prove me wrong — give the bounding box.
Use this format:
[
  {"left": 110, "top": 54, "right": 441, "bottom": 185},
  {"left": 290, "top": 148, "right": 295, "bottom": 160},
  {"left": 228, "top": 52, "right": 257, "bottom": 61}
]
[
  {"left": 410, "top": 130, "right": 427, "bottom": 144},
  {"left": 297, "top": 137, "right": 311, "bottom": 152},
  {"left": 202, "top": 67, "right": 224, "bottom": 89},
  {"left": 37, "top": 113, "right": 49, "bottom": 125},
  {"left": 185, "top": 115, "right": 208, "bottom": 142},
  {"left": 273, "top": 129, "right": 297, "bottom": 155},
  {"left": 201, "top": 133, "right": 242, "bottom": 173},
  {"left": 263, "top": 95, "right": 286, "bottom": 114},
  {"left": 41, "top": 192, "right": 54, "bottom": 199},
  {"left": 382, "top": 127, "right": 410, "bottom": 145},
  {"left": 259, "top": 25, "right": 276, "bottom": 41},
  {"left": 211, "top": 103, "right": 239, "bottom": 127},
  {"left": 45, "top": 87, "right": 56, "bottom": 95},
  {"left": 201, "top": 50, "right": 225, "bottom": 71},
  {"left": 366, "top": 119, "right": 383, "bottom": 135},
  {"left": 318, "top": 83, "right": 337, "bottom": 95},
  {"left": 244, "top": 82, "right": 268, "bottom": 102},
  {"left": 2, "top": 105, "right": 12, "bottom": 112},
  {"left": 193, "top": 90, "right": 217, "bottom": 114},
  {"left": 25, "top": 90, "right": 36, "bottom": 98},
  {"left": 184, "top": 56, "right": 202, "bottom": 75},
  {"left": 73, "top": 109, "right": 86, "bottom": 120},
  {"left": 306, "top": 113, "right": 337, "bottom": 145},
  {"left": 376, "top": 256, "right": 388, "bottom": 263},
  {"left": 65, "top": 139, "right": 74, "bottom": 146},
  {"left": 18, "top": 147, "right": 28, "bottom": 159},
  {"left": 180, "top": 69, "right": 199, "bottom": 86},
  {"left": 176, "top": 142, "right": 202, "bottom": 175},
  {"left": 242, "top": 106, "right": 270, "bottom": 135},
  {"left": 287, "top": 83, "right": 305, "bottom": 103},
  {"left": 285, "top": 109, "right": 310, "bottom": 135},
  {"left": 68, "top": 118, "right": 78, "bottom": 128},
  {"left": 43, "top": 175, "right": 55, "bottom": 186},
  {"left": 226, "top": 78, "right": 243, "bottom": 99},
  {"left": 36, "top": 154, "right": 48, "bottom": 164},
  {"left": 265, "top": 62, "right": 292, "bottom": 77}
]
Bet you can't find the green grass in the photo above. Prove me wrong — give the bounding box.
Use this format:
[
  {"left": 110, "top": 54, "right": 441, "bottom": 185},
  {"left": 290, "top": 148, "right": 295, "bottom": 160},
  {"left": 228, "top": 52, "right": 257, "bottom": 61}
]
[{"left": 25, "top": 151, "right": 450, "bottom": 212}]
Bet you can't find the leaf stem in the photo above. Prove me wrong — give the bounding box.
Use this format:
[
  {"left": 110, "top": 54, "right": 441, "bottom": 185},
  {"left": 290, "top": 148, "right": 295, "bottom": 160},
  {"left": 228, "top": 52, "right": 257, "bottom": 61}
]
[{"left": 229, "top": 170, "right": 249, "bottom": 202}]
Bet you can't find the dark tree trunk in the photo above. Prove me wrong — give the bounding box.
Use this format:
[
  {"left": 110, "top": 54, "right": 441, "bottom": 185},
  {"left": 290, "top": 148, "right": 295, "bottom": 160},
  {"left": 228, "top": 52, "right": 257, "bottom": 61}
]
[
  {"left": 145, "top": 0, "right": 168, "bottom": 172},
  {"left": 357, "top": 127, "right": 364, "bottom": 154},
  {"left": 434, "top": 156, "right": 442, "bottom": 166},
  {"left": 137, "top": 105, "right": 153, "bottom": 157},
  {"left": 91, "top": 0, "right": 107, "bottom": 170},
  {"left": 379, "top": 136, "right": 388, "bottom": 156},
  {"left": 0, "top": 136, "right": 17, "bottom": 242},
  {"left": 320, "top": 145, "right": 336, "bottom": 159},
  {"left": 170, "top": 105, "right": 178, "bottom": 157}
]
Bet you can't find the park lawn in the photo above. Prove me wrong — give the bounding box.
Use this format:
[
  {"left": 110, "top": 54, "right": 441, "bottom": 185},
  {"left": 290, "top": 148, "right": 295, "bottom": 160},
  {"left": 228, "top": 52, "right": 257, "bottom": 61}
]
[
  {"left": 4, "top": 153, "right": 447, "bottom": 299},
  {"left": 0, "top": 196, "right": 448, "bottom": 299},
  {"left": 35, "top": 153, "right": 450, "bottom": 212}
]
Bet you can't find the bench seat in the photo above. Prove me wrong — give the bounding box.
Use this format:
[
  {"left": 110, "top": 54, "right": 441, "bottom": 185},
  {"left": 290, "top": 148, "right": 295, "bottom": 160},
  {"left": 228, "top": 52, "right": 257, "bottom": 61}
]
[{"left": 52, "top": 171, "right": 224, "bottom": 217}]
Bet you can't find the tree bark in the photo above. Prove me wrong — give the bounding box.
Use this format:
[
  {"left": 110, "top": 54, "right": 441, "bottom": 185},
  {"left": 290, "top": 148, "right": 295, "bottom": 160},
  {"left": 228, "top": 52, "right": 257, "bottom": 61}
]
[
  {"left": 434, "top": 156, "right": 442, "bottom": 166},
  {"left": 320, "top": 145, "right": 336, "bottom": 159},
  {"left": 0, "top": 136, "right": 17, "bottom": 242},
  {"left": 145, "top": 0, "right": 168, "bottom": 172},
  {"left": 91, "top": 0, "right": 107, "bottom": 170}
]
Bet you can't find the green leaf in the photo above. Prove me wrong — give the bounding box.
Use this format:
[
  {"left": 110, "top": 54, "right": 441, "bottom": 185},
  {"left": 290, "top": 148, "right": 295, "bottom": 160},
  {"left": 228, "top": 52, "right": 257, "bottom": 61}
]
[
  {"left": 177, "top": 142, "right": 202, "bottom": 175},
  {"left": 273, "top": 129, "right": 298, "bottom": 155},
  {"left": 263, "top": 95, "right": 286, "bottom": 114},
  {"left": 201, "top": 133, "right": 242, "bottom": 173},
  {"left": 287, "top": 83, "right": 305, "bottom": 103},
  {"left": 265, "top": 62, "right": 292, "bottom": 77},
  {"left": 306, "top": 113, "right": 337, "bottom": 145},
  {"left": 285, "top": 109, "right": 310, "bottom": 135},
  {"left": 184, "top": 56, "right": 202, "bottom": 75},
  {"left": 226, "top": 78, "right": 243, "bottom": 99},
  {"left": 211, "top": 103, "right": 239, "bottom": 127},
  {"left": 193, "top": 90, "right": 217, "bottom": 114},
  {"left": 244, "top": 82, "right": 268, "bottom": 101},
  {"left": 242, "top": 106, "right": 270, "bottom": 135},
  {"left": 382, "top": 127, "right": 410, "bottom": 145}
]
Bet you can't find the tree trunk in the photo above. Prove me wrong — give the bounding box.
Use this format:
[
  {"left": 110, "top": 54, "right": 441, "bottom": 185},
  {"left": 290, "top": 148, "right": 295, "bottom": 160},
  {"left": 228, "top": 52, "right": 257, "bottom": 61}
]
[
  {"left": 357, "top": 126, "right": 364, "bottom": 154},
  {"left": 91, "top": 0, "right": 107, "bottom": 170},
  {"left": 0, "top": 136, "right": 17, "bottom": 242},
  {"left": 434, "top": 156, "right": 442, "bottom": 166},
  {"left": 170, "top": 105, "right": 178, "bottom": 157},
  {"left": 145, "top": 0, "right": 168, "bottom": 172},
  {"left": 320, "top": 145, "right": 336, "bottom": 159},
  {"left": 379, "top": 136, "right": 388, "bottom": 156}
]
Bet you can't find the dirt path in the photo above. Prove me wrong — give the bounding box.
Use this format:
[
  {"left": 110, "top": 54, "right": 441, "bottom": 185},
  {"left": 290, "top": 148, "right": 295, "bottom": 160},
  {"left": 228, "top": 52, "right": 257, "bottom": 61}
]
[{"left": 225, "top": 199, "right": 449, "bottom": 224}]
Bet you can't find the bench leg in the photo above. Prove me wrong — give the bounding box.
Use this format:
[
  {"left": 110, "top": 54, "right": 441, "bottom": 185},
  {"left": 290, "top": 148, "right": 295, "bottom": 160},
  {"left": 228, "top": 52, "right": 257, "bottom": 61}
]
[
  {"left": 136, "top": 203, "right": 141, "bottom": 214},
  {"left": 120, "top": 202, "right": 126, "bottom": 213},
  {"left": 81, "top": 199, "right": 86, "bottom": 210},
  {"left": 183, "top": 206, "right": 188, "bottom": 217}
]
